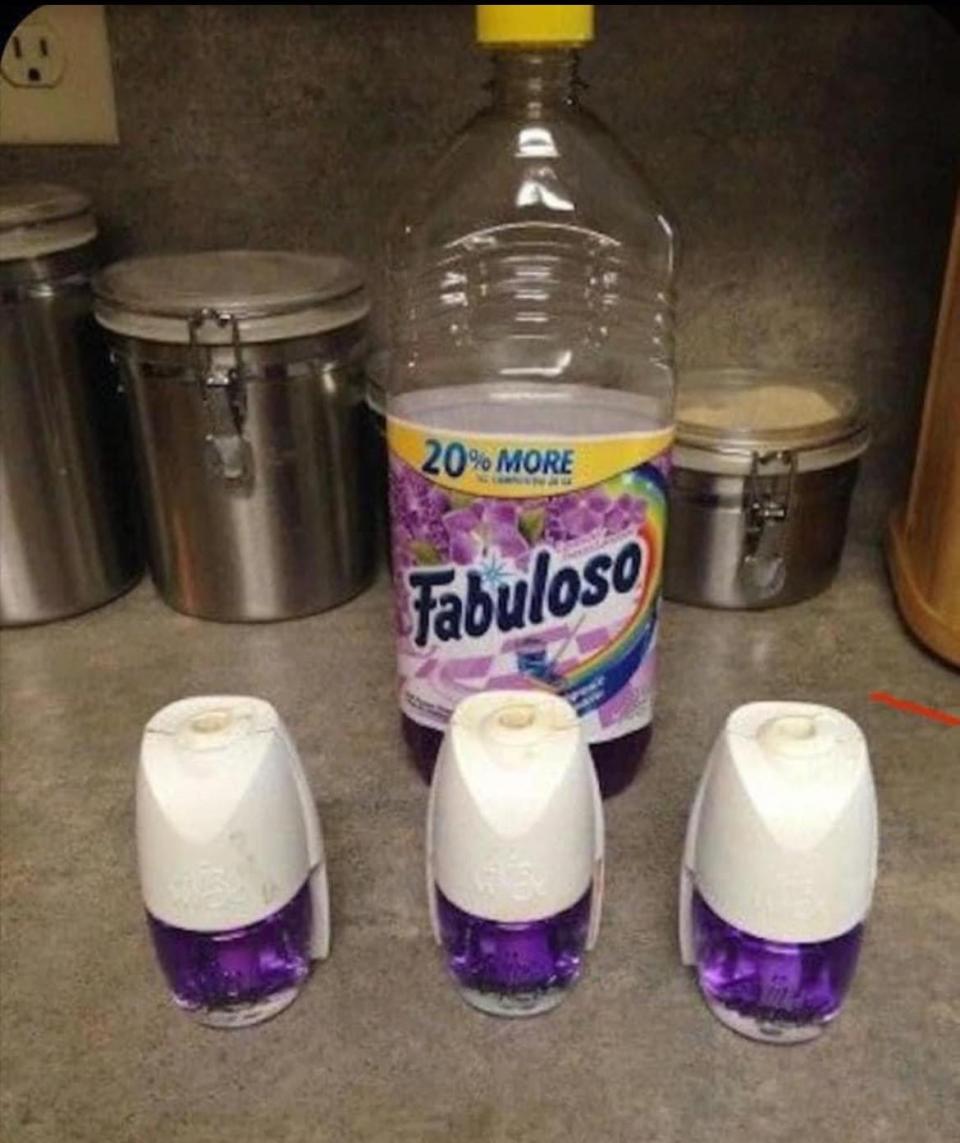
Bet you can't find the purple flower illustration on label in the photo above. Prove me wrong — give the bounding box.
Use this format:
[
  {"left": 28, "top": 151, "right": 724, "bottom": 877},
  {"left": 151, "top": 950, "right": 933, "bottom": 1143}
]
[{"left": 390, "top": 457, "right": 648, "bottom": 576}]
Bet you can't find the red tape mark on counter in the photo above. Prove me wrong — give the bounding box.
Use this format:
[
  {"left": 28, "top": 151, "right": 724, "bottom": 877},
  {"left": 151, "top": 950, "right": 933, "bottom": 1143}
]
[{"left": 870, "top": 692, "right": 960, "bottom": 727}]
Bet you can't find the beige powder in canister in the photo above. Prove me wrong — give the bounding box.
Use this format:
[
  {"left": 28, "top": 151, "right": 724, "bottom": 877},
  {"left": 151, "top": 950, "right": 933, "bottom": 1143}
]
[{"left": 679, "top": 384, "right": 842, "bottom": 432}]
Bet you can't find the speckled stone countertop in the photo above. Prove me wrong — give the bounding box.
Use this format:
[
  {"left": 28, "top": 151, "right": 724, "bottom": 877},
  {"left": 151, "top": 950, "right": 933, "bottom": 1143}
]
[{"left": 1, "top": 542, "right": 957, "bottom": 1143}]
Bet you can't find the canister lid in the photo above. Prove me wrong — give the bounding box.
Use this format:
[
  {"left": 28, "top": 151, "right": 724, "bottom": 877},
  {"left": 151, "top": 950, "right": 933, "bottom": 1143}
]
[
  {"left": 93, "top": 250, "right": 368, "bottom": 344},
  {"left": 675, "top": 369, "right": 869, "bottom": 475},
  {"left": 0, "top": 183, "right": 97, "bottom": 261}
]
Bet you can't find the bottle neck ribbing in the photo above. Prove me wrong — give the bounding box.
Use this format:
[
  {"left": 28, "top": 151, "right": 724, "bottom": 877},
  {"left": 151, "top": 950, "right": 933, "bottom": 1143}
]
[{"left": 488, "top": 50, "right": 581, "bottom": 114}]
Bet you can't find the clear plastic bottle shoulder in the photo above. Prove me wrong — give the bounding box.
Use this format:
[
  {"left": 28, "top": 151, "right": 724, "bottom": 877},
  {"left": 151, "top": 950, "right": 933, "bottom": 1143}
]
[{"left": 387, "top": 101, "right": 676, "bottom": 423}]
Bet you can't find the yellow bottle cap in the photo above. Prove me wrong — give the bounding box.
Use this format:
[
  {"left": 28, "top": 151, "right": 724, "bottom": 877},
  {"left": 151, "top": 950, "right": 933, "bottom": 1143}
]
[{"left": 476, "top": 5, "right": 594, "bottom": 47}]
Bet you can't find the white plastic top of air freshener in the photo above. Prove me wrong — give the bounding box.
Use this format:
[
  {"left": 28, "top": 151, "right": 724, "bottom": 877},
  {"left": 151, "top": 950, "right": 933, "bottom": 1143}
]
[
  {"left": 683, "top": 701, "right": 878, "bottom": 944},
  {"left": 136, "top": 696, "right": 328, "bottom": 940},
  {"left": 428, "top": 690, "right": 603, "bottom": 924}
]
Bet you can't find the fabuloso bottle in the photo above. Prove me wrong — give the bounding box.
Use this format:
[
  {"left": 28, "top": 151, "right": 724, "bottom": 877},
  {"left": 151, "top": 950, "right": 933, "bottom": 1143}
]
[{"left": 386, "top": 5, "right": 676, "bottom": 796}]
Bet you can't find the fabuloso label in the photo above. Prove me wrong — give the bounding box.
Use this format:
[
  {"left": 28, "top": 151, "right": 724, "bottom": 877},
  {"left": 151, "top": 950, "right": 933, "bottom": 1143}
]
[{"left": 388, "top": 407, "right": 673, "bottom": 744}]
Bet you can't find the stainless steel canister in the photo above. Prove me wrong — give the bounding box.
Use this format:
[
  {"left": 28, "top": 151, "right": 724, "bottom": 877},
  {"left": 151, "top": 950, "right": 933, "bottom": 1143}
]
[
  {"left": 664, "top": 369, "right": 870, "bottom": 608},
  {"left": 94, "top": 251, "right": 374, "bottom": 621},
  {"left": 0, "top": 184, "right": 142, "bottom": 625}
]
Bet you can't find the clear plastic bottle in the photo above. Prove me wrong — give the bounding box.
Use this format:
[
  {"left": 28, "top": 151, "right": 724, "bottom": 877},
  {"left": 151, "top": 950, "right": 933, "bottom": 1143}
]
[{"left": 386, "top": 5, "right": 675, "bottom": 797}]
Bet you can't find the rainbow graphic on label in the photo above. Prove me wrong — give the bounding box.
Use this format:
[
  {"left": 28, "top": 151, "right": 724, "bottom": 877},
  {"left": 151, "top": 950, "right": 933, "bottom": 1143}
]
[{"left": 555, "top": 466, "right": 667, "bottom": 718}]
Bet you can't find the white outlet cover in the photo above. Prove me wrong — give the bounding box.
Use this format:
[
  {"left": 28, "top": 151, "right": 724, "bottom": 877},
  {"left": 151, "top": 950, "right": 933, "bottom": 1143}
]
[
  {"left": 0, "top": 5, "right": 119, "bottom": 145},
  {"left": 1, "top": 20, "right": 66, "bottom": 88}
]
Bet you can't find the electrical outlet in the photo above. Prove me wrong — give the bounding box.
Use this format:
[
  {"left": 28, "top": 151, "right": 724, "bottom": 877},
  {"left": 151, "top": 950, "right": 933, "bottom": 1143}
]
[
  {"left": 0, "top": 5, "right": 118, "bottom": 144},
  {"left": 2, "top": 21, "right": 66, "bottom": 88}
]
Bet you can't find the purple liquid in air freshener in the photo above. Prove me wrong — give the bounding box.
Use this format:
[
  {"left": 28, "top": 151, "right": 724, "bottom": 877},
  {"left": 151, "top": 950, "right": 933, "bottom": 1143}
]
[
  {"left": 148, "top": 880, "right": 313, "bottom": 1028},
  {"left": 692, "top": 890, "right": 863, "bottom": 1043},
  {"left": 436, "top": 885, "right": 592, "bottom": 1017}
]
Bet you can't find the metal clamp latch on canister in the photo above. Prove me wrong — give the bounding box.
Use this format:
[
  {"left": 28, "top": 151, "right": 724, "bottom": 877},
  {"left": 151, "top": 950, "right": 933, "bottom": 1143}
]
[
  {"left": 741, "top": 450, "right": 797, "bottom": 598},
  {"left": 188, "top": 308, "right": 250, "bottom": 483}
]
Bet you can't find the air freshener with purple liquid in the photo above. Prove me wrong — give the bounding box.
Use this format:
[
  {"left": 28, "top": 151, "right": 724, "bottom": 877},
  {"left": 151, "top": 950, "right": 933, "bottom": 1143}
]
[
  {"left": 137, "top": 697, "right": 330, "bottom": 1028},
  {"left": 427, "top": 690, "right": 604, "bottom": 1017},
  {"left": 680, "top": 702, "right": 877, "bottom": 1043}
]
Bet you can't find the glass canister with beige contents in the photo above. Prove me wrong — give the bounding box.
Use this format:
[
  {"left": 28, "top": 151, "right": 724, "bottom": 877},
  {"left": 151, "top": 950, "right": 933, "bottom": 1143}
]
[{"left": 664, "top": 369, "right": 869, "bottom": 609}]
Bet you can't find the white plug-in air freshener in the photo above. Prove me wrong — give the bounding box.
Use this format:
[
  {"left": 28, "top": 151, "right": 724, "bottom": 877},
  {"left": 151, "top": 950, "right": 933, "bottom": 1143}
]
[
  {"left": 137, "top": 696, "right": 330, "bottom": 1028},
  {"left": 427, "top": 690, "right": 604, "bottom": 1017},
  {"left": 679, "top": 701, "right": 878, "bottom": 1043}
]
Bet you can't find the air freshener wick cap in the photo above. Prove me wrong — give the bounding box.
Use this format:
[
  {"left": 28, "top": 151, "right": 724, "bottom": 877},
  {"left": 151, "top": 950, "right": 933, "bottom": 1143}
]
[
  {"left": 429, "top": 691, "right": 604, "bottom": 925},
  {"left": 136, "top": 696, "right": 329, "bottom": 941},
  {"left": 682, "top": 701, "right": 878, "bottom": 946},
  {"left": 465, "top": 694, "right": 579, "bottom": 751}
]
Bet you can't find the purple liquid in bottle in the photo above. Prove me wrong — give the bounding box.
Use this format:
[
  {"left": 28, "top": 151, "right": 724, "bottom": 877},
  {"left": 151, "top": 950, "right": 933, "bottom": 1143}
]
[
  {"left": 148, "top": 881, "right": 313, "bottom": 1028},
  {"left": 436, "top": 885, "right": 592, "bottom": 1017},
  {"left": 692, "top": 890, "right": 864, "bottom": 1043},
  {"left": 405, "top": 716, "right": 648, "bottom": 799}
]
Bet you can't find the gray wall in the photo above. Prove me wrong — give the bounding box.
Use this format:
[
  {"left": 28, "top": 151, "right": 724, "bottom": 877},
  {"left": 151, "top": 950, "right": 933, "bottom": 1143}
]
[{"left": 4, "top": 5, "right": 958, "bottom": 535}]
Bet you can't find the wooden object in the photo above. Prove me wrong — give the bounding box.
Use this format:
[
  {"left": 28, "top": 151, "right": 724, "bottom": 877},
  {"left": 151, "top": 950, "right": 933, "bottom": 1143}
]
[{"left": 887, "top": 196, "right": 960, "bottom": 666}]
